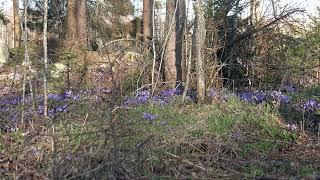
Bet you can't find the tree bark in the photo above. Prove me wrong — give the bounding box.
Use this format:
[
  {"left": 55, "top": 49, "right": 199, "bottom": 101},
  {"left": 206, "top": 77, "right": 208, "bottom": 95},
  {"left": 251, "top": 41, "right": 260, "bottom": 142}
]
[
  {"left": 143, "top": 0, "right": 153, "bottom": 42},
  {"left": 193, "top": 0, "right": 206, "bottom": 103},
  {"left": 43, "top": 0, "right": 48, "bottom": 117},
  {"left": 175, "top": 0, "right": 185, "bottom": 88},
  {"left": 165, "top": 0, "right": 177, "bottom": 86},
  {"left": 67, "top": 0, "right": 87, "bottom": 48},
  {"left": 227, "top": 0, "right": 241, "bottom": 79},
  {"left": 13, "top": 0, "right": 20, "bottom": 48},
  {"left": 250, "top": 0, "right": 261, "bottom": 25},
  {"left": 164, "top": 0, "right": 185, "bottom": 88}
]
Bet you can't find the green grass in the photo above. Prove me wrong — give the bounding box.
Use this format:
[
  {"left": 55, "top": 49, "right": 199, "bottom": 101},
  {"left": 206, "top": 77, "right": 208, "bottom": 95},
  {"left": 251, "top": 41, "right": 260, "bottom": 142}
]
[
  {"left": 121, "top": 96, "right": 296, "bottom": 143},
  {"left": 245, "top": 165, "right": 265, "bottom": 177}
]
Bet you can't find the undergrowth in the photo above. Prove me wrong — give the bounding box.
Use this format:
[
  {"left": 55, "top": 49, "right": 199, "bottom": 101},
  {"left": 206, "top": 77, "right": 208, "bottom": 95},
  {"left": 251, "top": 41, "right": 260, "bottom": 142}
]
[{"left": 1, "top": 92, "right": 320, "bottom": 179}]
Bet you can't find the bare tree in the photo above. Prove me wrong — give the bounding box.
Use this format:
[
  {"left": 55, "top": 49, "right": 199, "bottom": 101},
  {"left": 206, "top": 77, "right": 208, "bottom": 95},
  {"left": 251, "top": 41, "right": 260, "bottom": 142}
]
[
  {"left": 67, "top": 0, "right": 87, "bottom": 48},
  {"left": 13, "top": 0, "right": 20, "bottom": 48},
  {"left": 43, "top": 0, "right": 48, "bottom": 117},
  {"left": 21, "top": 0, "right": 38, "bottom": 126},
  {"left": 193, "top": 0, "right": 206, "bottom": 103}
]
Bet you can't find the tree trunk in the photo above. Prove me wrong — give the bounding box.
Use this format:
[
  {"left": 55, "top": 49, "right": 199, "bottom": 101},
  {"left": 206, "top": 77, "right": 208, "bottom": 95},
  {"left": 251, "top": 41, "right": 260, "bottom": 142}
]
[
  {"left": 193, "top": 0, "right": 206, "bottom": 103},
  {"left": 13, "top": 0, "right": 20, "bottom": 48},
  {"left": 175, "top": 0, "right": 185, "bottom": 88},
  {"left": 164, "top": 0, "right": 185, "bottom": 88},
  {"left": 143, "top": 0, "right": 153, "bottom": 42},
  {"left": 227, "top": 0, "right": 241, "bottom": 79},
  {"left": 43, "top": 0, "right": 48, "bottom": 117},
  {"left": 67, "top": 0, "right": 87, "bottom": 48},
  {"left": 165, "top": 0, "right": 176, "bottom": 86},
  {"left": 250, "top": 0, "right": 261, "bottom": 25}
]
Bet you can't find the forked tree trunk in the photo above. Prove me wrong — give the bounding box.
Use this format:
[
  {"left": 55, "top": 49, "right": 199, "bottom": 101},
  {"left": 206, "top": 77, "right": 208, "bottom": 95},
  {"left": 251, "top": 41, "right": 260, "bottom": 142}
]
[
  {"left": 67, "top": 0, "right": 87, "bottom": 48},
  {"left": 13, "top": 0, "right": 20, "bottom": 48},
  {"left": 193, "top": 0, "right": 206, "bottom": 103}
]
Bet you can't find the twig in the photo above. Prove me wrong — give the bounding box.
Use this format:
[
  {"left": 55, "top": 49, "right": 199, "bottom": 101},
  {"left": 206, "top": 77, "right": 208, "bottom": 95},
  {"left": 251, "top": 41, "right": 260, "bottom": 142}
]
[
  {"left": 136, "top": 135, "right": 154, "bottom": 149},
  {"left": 80, "top": 113, "right": 88, "bottom": 134},
  {"left": 165, "top": 152, "right": 207, "bottom": 171}
]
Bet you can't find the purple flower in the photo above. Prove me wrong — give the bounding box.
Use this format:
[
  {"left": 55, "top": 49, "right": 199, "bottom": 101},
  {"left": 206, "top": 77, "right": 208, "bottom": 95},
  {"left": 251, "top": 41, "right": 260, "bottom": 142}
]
[
  {"left": 160, "top": 88, "right": 183, "bottom": 102},
  {"left": 231, "top": 132, "right": 242, "bottom": 140},
  {"left": 48, "top": 94, "right": 64, "bottom": 101},
  {"left": 31, "top": 147, "right": 39, "bottom": 156},
  {"left": 47, "top": 104, "right": 69, "bottom": 117},
  {"left": 56, "top": 104, "right": 68, "bottom": 112},
  {"left": 137, "top": 90, "right": 150, "bottom": 103},
  {"left": 280, "top": 95, "right": 290, "bottom": 104},
  {"left": 72, "top": 94, "right": 80, "bottom": 101},
  {"left": 143, "top": 113, "right": 158, "bottom": 120},
  {"left": 123, "top": 90, "right": 152, "bottom": 106},
  {"left": 280, "top": 83, "right": 297, "bottom": 93},
  {"left": 64, "top": 90, "right": 73, "bottom": 98},
  {"left": 65, "top": 154, "right": 72, "bottom": 161},
  {"left": 162, "top": 88, "right": 183, "bottom": 97},
  {"left": 0, "top": 107, "right": 10, "bottom": 112},
  {"left": 162, "top": 89, "right": 175, "bottom": 97},
  {"left": 302, "top": 99, "right": 319, "bottom": 111},
  {"left": 239, "top": 92, "right": 255, "bottom": 103},
  {"left": 253, "top": 91, "right": 267, "bottom": 103},
  {"left": 270, "top": 90, "right": 290, "bottom": 104},
  {"left": 123, "top": 97, "right": 139, "bottom": 107},
  {"left": 37, "top": 105, "right": 44, "bottom": 114},
  {"left": 0, "top": 95, "right": 21, "bottom": 105},
  {"left": 152, "top": 96, "right": 167, "bottom": 106}
]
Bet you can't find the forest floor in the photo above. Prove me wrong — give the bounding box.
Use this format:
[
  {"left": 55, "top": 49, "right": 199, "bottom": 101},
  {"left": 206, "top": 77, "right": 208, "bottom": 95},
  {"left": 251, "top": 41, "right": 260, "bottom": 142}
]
[{"left": 1, "top": 64, "right": 320, "bottom": 179}]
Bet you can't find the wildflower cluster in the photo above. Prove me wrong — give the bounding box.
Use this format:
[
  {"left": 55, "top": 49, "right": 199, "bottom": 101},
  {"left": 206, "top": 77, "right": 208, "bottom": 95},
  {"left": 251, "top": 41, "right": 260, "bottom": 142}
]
[
  {"left": 238, "top": 91, "right": 267, "bottom": 104},
  {"left": 238, "top": 90, "right": 290, "bottom": 104},
  {"left": 280, "top": 84, "right": 297, "bottom": 93},
  {"left": 123, "top": 90, "right": 150, "bottom": 106},
  {"left": 123, "top": 89, "right": 186, "bottom": 123},
  {"left": 142, "top": 113, "right": 158, "bottom": 121},
  {"left": 302, "top": 99, "right": 320, "bottom": 112},
  {"left": 123, "top": 88, "right": 183, "bottom": 107},
  {"left": 0, "top": 95, "right": 22, "bottom": 106},
  {"left": 270, "top": 90, "right": 290, "bottom": 104},
  {"left": 0, "top": 90, "right": 84, "bottom": 131}
]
